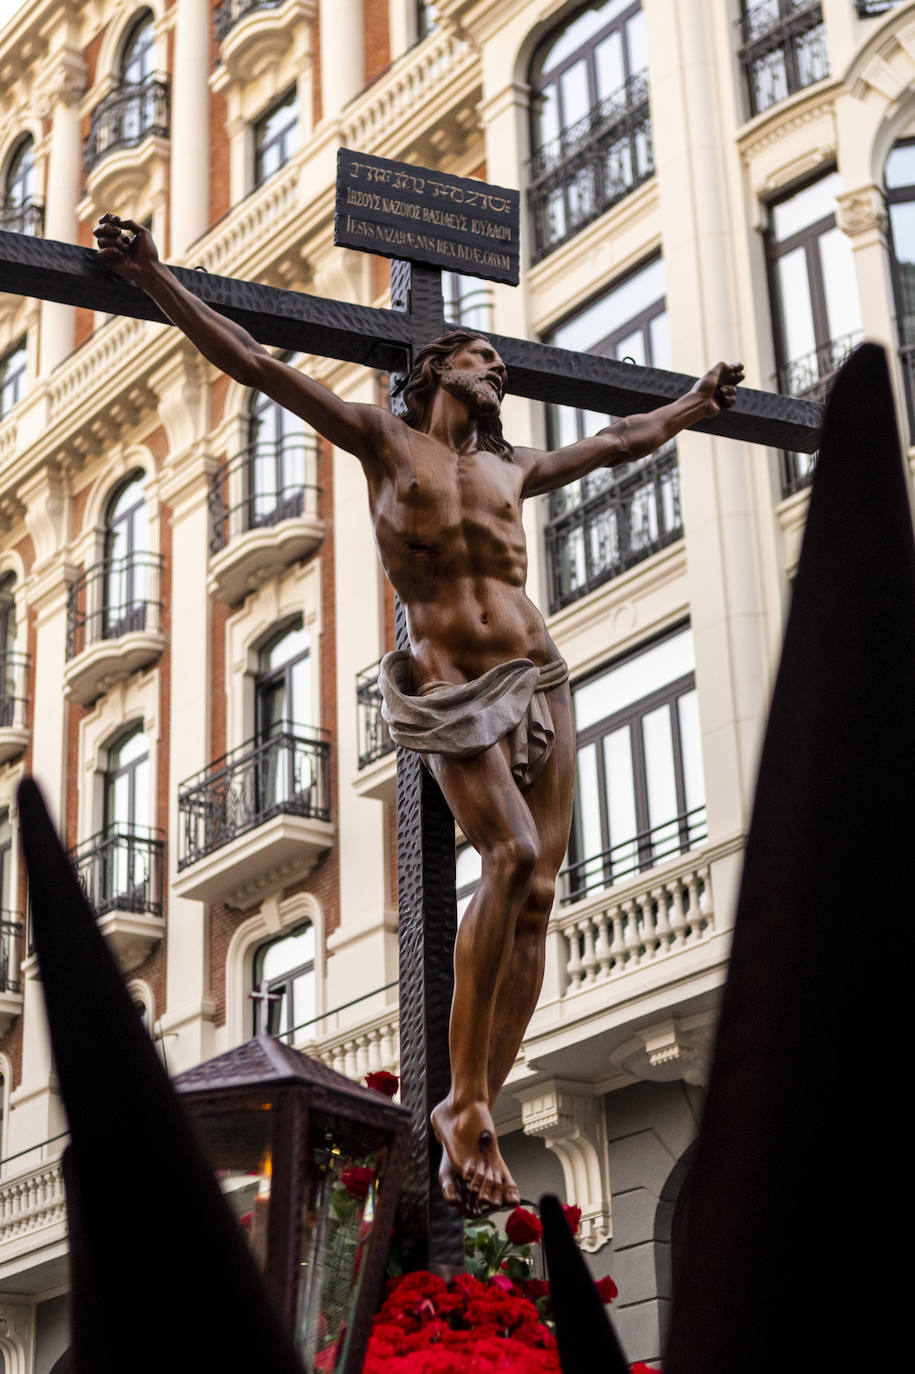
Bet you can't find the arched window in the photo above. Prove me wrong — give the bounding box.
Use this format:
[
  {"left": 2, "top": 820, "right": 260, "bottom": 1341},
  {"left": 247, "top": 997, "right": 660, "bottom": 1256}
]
[
  {"left": 1, "top": 135, "right": 40, "bottom": 235},
  {"left": 0, "top": 337, "right": 27, "bottom": 419},
  {"left": 528, "top": 0, "right": 651, "bottom": 260},
  {"left": 102, "top": 726, "right": 153, "bottom": 910},
  {"left": 246, "top": 385, "right": 308, "bottom": 529},
  {"left": 0, "top": 574, "right": 16, "bottom": 727},
  {"left": 254, "top": 620, "right": 315, "bottom": 812},
  {"left": 1, "top": 808, "right": 23, "bottom": 997},
  {"left": 885, "top": 139, "right": 915, "bottom": 438},
  {"left": 104, "top": 472, "right": 150, "bottom": 639},
  {"left": 119, "top": 10, "right": 159, "bottom": 146},
  {"left": 253, "top": 87, "right": 299, "bottom": 187},
  {"left": 251, "top": 923, "right": 315, "bottom": 1037}
]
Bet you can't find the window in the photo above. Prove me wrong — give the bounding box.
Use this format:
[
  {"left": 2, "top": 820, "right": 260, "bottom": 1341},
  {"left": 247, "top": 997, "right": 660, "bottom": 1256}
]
[
  {"left": 543, "top": 257, "right": 680, "bottom": 612},
  {"left": 99, "top": 727, "right": 156, "bottom": 911},
  {"left": 1, "top": 135, "right": 41, "bottom": 235},
  {"left": 0, "top": 338, "right": 26, "bottom": 418},
  {"left": 84, "top": 11, "right": 168, "bottom": 172},
  {"left": 417, "top": 1, "right": 437, "bottom": 40},
  {"left": 254, "top": 88, "right": 299, "bottom": 186},
  {"left": 246, "top": 385, "right": 308, "bottom": 528},
  {"left": 0, "top": 808, "right": 12, "bottom": 914},
  {"left": 254, "top": 619, "right": 316, "bottom": 811},
  {"left": 739, "top": 1, "right": 828, "bottom": 119},
  {"left": 121, "top": 10, "right": 157, "bottom": 143},
  {"left": 564, "top": 626, "right": 705, "bottom": 904},
  {"left": 104, "top": 472, "right": 151, "bottom": 638},
  {"left": 0, "top": 574, "right": 18, "bottom": 729},
  {"left": 766, "top": 171, "right": 862, "bottom": 493},
  {"left": 528, "top": 0, "right": 652, "bottom": 261},
  {"left": 252, "top": 923, "right": 315, "bottom": 1037},
  {"left": 442, "top": 272, "right": 493, "bottom": 332},
  {"left": 884, "top": 141, "right": 915, "bottom": 439}
]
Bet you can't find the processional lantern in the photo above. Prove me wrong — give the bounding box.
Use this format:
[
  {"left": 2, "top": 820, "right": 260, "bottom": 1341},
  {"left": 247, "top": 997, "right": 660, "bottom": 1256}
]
[{"left": 174, "top": 1036, "right": 411, "bottom": 1374}]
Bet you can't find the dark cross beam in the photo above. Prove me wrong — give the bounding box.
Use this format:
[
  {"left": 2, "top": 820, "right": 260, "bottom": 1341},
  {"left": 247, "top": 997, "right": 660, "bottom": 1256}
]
[{"left": 0, "top": 227, "right": 823, "bottom": 1273}]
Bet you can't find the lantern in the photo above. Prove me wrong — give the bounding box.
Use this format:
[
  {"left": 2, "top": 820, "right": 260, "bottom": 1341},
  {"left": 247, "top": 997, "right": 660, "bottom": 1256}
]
[{"left": 174, "top": 1036, "right": 411, "bottom": 1374}]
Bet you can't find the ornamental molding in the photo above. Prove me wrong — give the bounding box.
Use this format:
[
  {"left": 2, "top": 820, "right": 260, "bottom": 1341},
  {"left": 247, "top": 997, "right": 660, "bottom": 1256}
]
[
  {"left": 738, "top": 96, "right": 837, "bottom": 165},
  {"left": 36, "top": 47, "right": 86, "bottom": 114},
  {"left": 519, "top": 1079, "right": 611, "bottom": 1252},
  {"left": 836, "top": 185, "right": 888, "bottom": 238},
  {"left": 846, "top": 11, "right": 915, "bottom": 106},
  {"left": 609, "top": 1015, "right": 716, "bottom": 1088}
]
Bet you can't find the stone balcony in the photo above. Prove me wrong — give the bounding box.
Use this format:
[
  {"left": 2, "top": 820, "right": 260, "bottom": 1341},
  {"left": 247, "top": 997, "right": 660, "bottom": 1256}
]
[
  {"left": 64, "top": 555, "right": 166, "bottom": 706},
  {"left": 0, "top": 1156, "right": 68, "bottom": 1293},
  {"left": 0, "top": 651, "right": 30, "bottom": 764}
]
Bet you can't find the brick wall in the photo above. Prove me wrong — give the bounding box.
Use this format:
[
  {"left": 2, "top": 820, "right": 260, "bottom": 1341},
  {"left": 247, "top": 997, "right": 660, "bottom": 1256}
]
[
  {"left": 364, "top": 0, "right": 390, "bottom": 85},
  {"left": 209, "top": 2, "right": 231, "bottom": 229}
]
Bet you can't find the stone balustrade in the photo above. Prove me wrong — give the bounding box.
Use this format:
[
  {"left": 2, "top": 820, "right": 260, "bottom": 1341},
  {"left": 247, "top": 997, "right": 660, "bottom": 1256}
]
[
  {"left": 304, "top": 1007, "right": 400, "bottom": 1081},
  {"left": 47, "top": 314, "right": 147, "bottom": 424},
  {"left": 341, "top": 27, "right": 477, "bottom": 153},
  {"left": 556, "top": 852, "right": 715, "bottom": 993},
  {"left": 0, "top": 1158, "right": 66, "bottom": 1247}
]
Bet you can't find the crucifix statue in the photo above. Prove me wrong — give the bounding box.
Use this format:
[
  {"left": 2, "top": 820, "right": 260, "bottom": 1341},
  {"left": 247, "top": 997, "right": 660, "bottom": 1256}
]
[
  {"left": 0, "top": 151, "right": 819, "bottom": 1266},
  {"left": 95, "top": 212, "right": 742, "bottom": 1217}
]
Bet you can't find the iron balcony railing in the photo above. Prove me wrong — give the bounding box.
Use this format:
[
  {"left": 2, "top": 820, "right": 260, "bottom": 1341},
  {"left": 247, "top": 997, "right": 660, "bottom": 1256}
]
[
  {"left": 0, "top": 198, "right": 43, "bottom": 236},
  {"left": 740, "top": 1, "right": 828, "bottom": 118},
  {"left": 528, "top": 70, "right": 653, "bottom": 262},
  {"left": 208, "top": 436, "right": 320, "bottom": 555},
  {"left": 83, "top": 76, "right": 170, "bottom": 173},
  {"left": 0, "top": 914, "right": 24, "bottom": 995},
  {"left": 214, "top": 0, "right": 285, "bottom": 41},
  {"left": 178, "top": 723, "right": 331, "bottom": 869},
  {"left": 775, "top": 330, "right": 861, "bottom": 495},
  {"left": 70, "top": 826, "right": 165, "bottom": 918},
  {"left": 66, "top": 554, "right": 164, "bottom": 661},
  {"left": 0, "top": 650, "right": 29, "bottom": 731},
  {"left": 356, "top": 659, "right": 394, "bottom": 770},
  {"left": 545, "top": 442, "right": 681, "bottom": 613},
  {"left": 560, "top": 805, "right": 708, "bottom": 908}
]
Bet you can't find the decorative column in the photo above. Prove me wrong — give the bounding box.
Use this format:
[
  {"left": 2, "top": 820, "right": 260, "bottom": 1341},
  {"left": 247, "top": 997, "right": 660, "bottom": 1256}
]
[
  {"left": 38, "top": 48, "right": 85, "bottom": 376},
  {"left": 519, "top": 1081, "right": 612, "bottom": 1252},
  {"left": 318, "top": 0, "right": 363, "bottom": 119},
  {"left": 169, "top": 0, "right": 211, "bottom": 257}
]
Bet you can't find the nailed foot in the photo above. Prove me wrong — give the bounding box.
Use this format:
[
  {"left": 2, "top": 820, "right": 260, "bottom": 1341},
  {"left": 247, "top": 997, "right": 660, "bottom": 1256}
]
[{"left": 431, "top": 1098, "right": 520, "bottom": 1215}]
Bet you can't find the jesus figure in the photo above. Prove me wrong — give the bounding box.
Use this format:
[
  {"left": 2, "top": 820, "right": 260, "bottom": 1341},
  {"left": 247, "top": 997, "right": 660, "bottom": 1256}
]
[{"left": 94, "top": 213, "right": 742, "bottom": 1214}]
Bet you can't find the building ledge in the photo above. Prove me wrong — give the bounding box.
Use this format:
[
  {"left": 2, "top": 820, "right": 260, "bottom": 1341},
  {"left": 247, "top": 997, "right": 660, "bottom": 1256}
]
[
  {"left": 212, "top": 0, "right": 316, "bottom": 87},
  {"left": 207, "top": 513, "right": 324, "bottom": 604},
  {"left": 0, "top": 987, "right": 23, "bottom": 1035},
  {"left": 96, "top": 908, "right": 166, "bottom": 974},
  {"left": 174, "top": 811, "right": 334, "bottom": 909},
  {"left": 63, "top": 629, "right": 166, "bottom": 706},
  {"left": 352, "top": 747, "right": 396, "bottom": 803},
  {"left": 0, "top": 724, "right": 29, "bottom": 765}
]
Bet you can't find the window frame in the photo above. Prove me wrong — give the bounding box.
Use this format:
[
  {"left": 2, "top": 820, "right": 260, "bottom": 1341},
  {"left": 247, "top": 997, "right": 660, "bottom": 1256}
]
[
  {"left": 564, "top": 626, "right": 705, "bottom": 904},
  {"left": 884, "top": 137, "right": 915, "bottom": 441},
  {"left": 253, "top": 87, "right": 299, "bottom": 188},
  {"left": 0, "top": 337, "right": 27, "bottom": 418},
  {"left": 252, "top": 922, "right": 316, "bottom": 1038}
]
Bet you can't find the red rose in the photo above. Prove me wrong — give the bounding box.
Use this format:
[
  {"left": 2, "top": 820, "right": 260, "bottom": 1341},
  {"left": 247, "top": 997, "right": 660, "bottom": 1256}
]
[
  {"left": 505, "top": 1206, "right": 543, "bottom": 1244},
  {"left": 562, "top": 1204, "right": 582, "bottom": 1235},
  {"left": 341, "top": 1164, "right": 375, "bottom": 1199},
  {"left": 488, "top": 1273, "right": 516, "bottom": 1294},
  {"left": 522, "top": 1278, "right": 551, "bottom": 1301},
  {"left": 365, "top": 1070, "right": 400, "bottom": 1097},
  {"left": 595, "top": 1275, "right": 618, "bottom": 1303},
  {"left": 629, "top": 1365, "right": 661, "bottom": 1373}
]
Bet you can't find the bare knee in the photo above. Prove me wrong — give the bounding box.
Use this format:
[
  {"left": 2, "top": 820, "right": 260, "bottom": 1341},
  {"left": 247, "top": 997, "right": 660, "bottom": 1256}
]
[
  {"left": 483, "top": 835, "right": 538, "bottom": 896},
  {"left": 516, "top": 875, "right": 557, "bottom": 943}
]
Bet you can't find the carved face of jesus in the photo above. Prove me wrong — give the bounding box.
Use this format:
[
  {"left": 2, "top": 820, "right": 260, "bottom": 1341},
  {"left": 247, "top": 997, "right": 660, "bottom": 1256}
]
[{"left": 438, "top": 340, "right": 507, "bottom": 418}]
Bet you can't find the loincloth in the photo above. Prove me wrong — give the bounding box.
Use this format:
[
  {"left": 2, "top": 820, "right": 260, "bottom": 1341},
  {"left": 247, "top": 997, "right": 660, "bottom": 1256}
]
[{"left": 378, "top": 650, "right": 569, "bottom": 789}]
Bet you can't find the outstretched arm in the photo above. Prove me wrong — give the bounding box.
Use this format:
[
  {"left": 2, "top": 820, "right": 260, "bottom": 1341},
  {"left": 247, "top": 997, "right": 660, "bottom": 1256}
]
[
  {"left": 93, "top": 215, "right": 388, "bottom": 463},
  {"left": 518, "top": 362, "right": 744, "bottom": 498}
]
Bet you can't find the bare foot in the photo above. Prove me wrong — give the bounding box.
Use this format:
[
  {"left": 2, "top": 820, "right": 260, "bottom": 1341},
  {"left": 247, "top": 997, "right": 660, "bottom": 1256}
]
[{"left": 431, "top": 1098, "right": 520, "bottom": 1214}]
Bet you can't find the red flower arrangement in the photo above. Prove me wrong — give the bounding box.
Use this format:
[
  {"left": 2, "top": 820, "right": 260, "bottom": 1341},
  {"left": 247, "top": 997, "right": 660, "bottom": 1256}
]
[{"left": 366, "top": 1070, "right": 400, "bottom": 1098}]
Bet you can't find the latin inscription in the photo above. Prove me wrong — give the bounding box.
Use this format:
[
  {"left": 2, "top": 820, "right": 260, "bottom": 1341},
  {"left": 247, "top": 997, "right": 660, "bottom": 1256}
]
[{"left": 334, "top": 149, "right": 520, "bottom": 286}]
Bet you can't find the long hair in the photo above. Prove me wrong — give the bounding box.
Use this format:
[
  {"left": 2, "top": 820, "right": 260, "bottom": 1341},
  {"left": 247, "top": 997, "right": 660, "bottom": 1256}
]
[{"left": 392, "top": 329, "right": 514, "bottom": 462}]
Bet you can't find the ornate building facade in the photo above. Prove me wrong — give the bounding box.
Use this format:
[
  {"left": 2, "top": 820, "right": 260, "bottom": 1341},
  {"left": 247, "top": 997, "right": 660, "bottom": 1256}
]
[{"left": 1, "top": 0, "right": 913, "bottom": 1366}]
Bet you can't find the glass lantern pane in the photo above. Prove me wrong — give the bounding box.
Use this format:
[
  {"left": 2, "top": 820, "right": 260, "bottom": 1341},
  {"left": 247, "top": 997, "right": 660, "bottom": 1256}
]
[
  {"left": 195, "top": 1104, "right": 274, "bottom": 1272},
  {"left": 297, "top": 1120, "right": 391, "bottom": 1372}
]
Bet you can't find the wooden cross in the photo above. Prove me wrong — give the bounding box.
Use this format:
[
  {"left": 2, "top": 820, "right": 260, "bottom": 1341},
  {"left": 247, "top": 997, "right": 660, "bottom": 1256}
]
[{"left": 0, "top": 213, "right": 821, "bottom": 1271}]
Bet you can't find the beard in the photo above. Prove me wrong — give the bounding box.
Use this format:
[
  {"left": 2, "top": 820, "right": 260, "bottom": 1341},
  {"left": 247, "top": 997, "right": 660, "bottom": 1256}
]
[{"left": 439, "top": 368, "right": 502, "bottom": 418}]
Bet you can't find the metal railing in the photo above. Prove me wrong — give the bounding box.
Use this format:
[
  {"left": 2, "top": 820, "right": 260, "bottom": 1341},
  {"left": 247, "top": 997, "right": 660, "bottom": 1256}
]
[
  {"left": 208, "top": 437, "right": 320, "bottom": 555},
  {"left": 560, "top": 805, "right": 708, "bottom": 908},
  {"left": 740, "top": 1, "right": 828, "bottom": 118},
  {"left": 70, "top": 827, "right": 164, "bottom": 918},
  {"left": 178, "top": 724, "right": 331, "bottom": 869},
  {"left": 214, "top": 0, "right": 285, "bottom": 42},
  {"left": 775, "top": 331, "right": 861, "bottom": 495},
  {"left": 0, "top": 198, "right": 43, "bottom": 235},
  {"left": 0, "top": 915, "right": 24, "bottom": 994},
  {"left": 0, "top": 650, "right": 29, "bottom": 731},
  {"left": 356, "top": 660, "right": 394, "bottom": 770},
  {"left": 528, "top": 70, "right": 653, "bottom": 262},
  {"left": 83, "top": 77, "right": 170, "bottom": 173},
  {"left": 545, "top": 443, "right": 681, "bottom": 612},
  {"left": 66, "top": 554, "right": 164, "bottom": 661}
]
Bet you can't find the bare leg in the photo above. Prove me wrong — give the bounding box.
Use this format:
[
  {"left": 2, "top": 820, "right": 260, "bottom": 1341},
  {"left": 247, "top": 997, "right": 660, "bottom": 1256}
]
[
  {"left": 425, "top": 740, "right": 539, "bottom": 1212},
  {"left": 486, "top": 685, "right": 576, "bottom": 1108}
]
